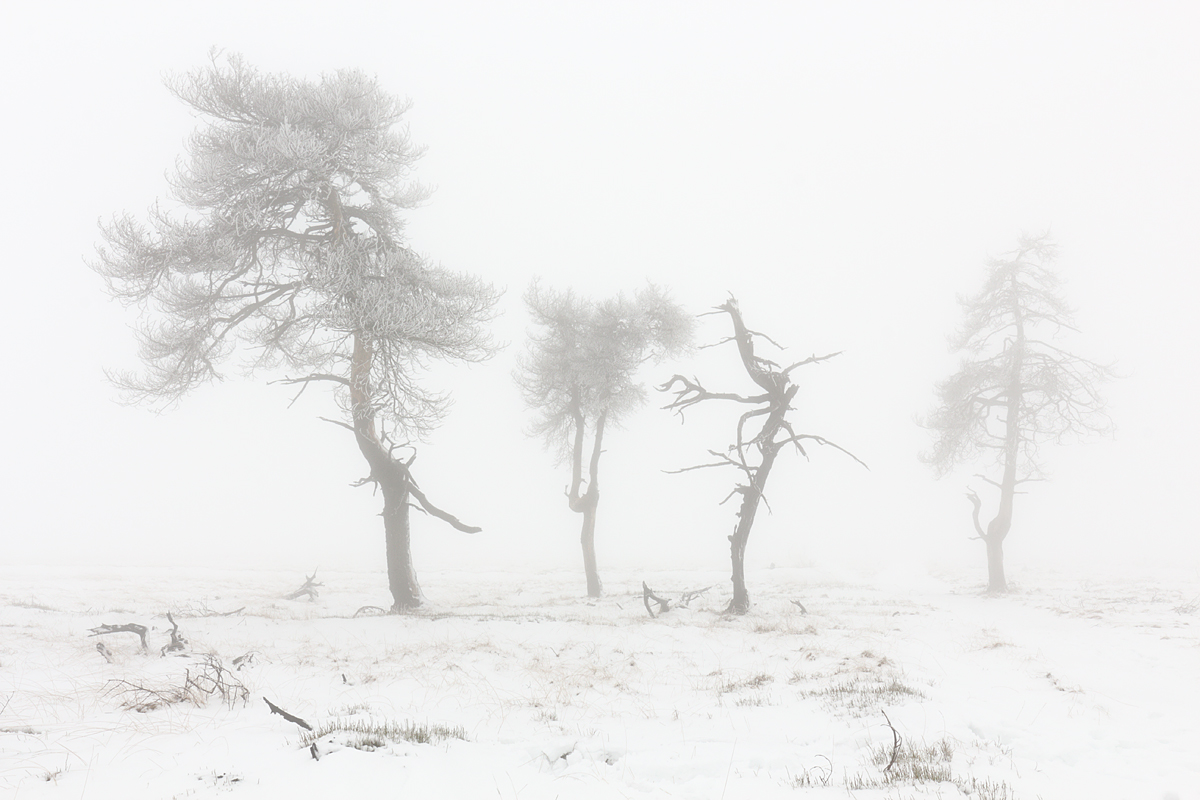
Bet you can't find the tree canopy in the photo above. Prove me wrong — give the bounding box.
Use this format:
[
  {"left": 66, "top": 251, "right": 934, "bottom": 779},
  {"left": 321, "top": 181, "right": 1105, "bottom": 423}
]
[
  {"left": 518, "top": 282, "right": 692, "bottom": 457},
  {"left": 94, "top": 54, "right": 499, "bottom": 440},
  {"left": 923, "top": 234, "right": 1110, "bottom": 479}
]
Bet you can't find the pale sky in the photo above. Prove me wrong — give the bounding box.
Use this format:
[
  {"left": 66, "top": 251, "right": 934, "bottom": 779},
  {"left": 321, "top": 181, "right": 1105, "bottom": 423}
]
[{"left": 2, "top": 2, "right": 1197, "bottom": 588}]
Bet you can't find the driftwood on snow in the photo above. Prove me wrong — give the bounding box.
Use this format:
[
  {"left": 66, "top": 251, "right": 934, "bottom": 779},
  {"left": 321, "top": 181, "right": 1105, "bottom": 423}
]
[
  {"left": 88, "top": 623, "right": 149, "bottom": 652},
  {"left": 263, "top": 696, "right": 312, "bottom": 730},
  {"left": 643, "top": 583, "right": 671, "bottom": 617},
  {"left": 161, "top": 612, "right": 188, "bottom": 655},
  {"left": 642, "top": 582, "right": 714, "bottom": 618},
  {"left": 231, "top": 652, "right": 258, "bottom": 670},
  {"left": 285, "top": 571, "right": 322, "bottom": 601}
]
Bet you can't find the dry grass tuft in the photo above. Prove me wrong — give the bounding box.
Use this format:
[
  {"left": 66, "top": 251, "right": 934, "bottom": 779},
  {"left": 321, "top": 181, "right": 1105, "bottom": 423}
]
[{"left": 301, "top": 716, "right": 467, "bottom": 752}]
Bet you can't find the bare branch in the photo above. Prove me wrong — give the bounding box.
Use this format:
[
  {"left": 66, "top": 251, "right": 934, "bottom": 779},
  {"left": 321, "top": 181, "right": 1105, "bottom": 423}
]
[
  {"left": 782, "top": 351, "right": 844, "bottom": 376},
  {"left": 275, "top": 373, "right": 351, "bottom": 388},
  {"left": 659, "top": 375, "right": 767, "bottom": 415},
  {"left": 881, "top": 711, "right": 902, "bottom": 773},
  {"left": 965, "top": 488, "right": 986, "bottom": 540},
  {"left": 408, "top": 481, "right": 481, "bottom": 534},
  {"left": 776, "top": 434, "right": 869, "bottom": 470}
]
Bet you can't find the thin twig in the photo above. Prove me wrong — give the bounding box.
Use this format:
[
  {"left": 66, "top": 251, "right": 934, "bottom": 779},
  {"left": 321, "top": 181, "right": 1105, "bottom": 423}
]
[{"left": 881, "top": 711, "right": 902, "bottom": 772}]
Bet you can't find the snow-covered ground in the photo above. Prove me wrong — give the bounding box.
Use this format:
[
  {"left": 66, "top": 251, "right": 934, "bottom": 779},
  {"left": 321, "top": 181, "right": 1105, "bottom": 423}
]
[{"left": 1, "top": 564, "right": 1196, "bottom": 799}]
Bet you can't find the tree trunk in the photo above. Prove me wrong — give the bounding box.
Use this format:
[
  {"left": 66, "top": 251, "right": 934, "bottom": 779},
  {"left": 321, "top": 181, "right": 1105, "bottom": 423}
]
[
  {"left": 985, "top": 533, "right": 1006, "bottom": 594},
  {"left": 569, "top": 403, "right": 607, "bottom": 598},
  {"left": 580, "top": 494, "right": 602, "bottom": 598},
  {"left": 968, "top": 480, "right": 1013, "bottom": 595},
  {"left": 982, "top": 272, "right": 1023, "bottom": 595},
  {"left": 728, "top": 523, "right": 751, "bottom": 614},
  {"left": 727, "top": 492, "right": 758, "bottom": 614},
  {"left": 726, "top": 444, "right": 779, "bottom": 614},
  {"left": 982, "top": 459, "right": 1017, "bottom": 594},
  {"left": 350, "top": 332, "right": 422, "bottom": 611},
  {"left": 379, "top": 461, "right": 422, "bottom": 610}
]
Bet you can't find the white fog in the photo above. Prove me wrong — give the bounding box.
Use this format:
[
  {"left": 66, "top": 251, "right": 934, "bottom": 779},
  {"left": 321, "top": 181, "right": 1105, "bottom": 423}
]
[{"left": 1, "top": 2, "right": 1197, "bottom": 798}]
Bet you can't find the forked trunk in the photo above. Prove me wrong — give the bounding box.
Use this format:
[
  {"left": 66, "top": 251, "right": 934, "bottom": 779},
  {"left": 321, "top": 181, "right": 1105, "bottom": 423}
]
[
  {"left": 569, "top": 402, "right": 607, "bottom": 598},
  {"left": 968, "top": 481, "right": 1014, "bottom": 595},
  {"left": 351, "top": 333, "right": 423, "bottom": 611}
]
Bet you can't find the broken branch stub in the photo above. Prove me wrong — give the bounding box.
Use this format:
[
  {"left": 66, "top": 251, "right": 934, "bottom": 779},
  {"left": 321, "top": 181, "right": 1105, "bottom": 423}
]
[
  {"left": 642, "top": 582, "right": 671, "bottom": 618},
  {"left": 161, "top": 612, "right": 187, "bottom": 656}
]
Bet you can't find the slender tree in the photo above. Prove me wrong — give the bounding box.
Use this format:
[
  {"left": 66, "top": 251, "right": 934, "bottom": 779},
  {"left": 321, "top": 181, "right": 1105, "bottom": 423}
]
[
  {"left": 516, "top": 282, "right": 692, "bottom": 597},
  {"left": 922, "top": 233, "right": 1112, "bottom": 593},
  {"left": 93, "top": 54, "right": 500, "bottom": 611},
  {"left": 661, "top": 296, "right": 866, "bottom": 614}
]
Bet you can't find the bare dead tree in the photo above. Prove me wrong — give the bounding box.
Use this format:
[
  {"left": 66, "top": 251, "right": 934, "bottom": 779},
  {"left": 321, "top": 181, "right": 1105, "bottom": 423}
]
[
  {"left": 661, "top": 296, "right": 866, "bottom": 614},
  {"left": 92, "top": 54, "right": 499, "bottom": 611},
  {"left": 921, "top": 233, "right": 1113, "bottom": 593}
]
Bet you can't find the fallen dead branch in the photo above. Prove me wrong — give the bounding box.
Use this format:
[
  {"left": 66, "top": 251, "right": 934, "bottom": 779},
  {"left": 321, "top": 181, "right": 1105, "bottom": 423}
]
[
  {"left": 88, "top": 623, "right": 149, "bottom": 652},
  {"left": 106, "top": 678, "right": 185, "bottom": 712},
  {"left": 104, "top": 654, "right": 248, "bottom": 712},
  {"left": 642, "top": 583, "right": 714, "bottom": 618},
  {"left": 881, "top": 711, "right": 902, "bottom": 772},
  {"left": 285, "top": 571, "right": 322, "bottom": 601},
  {"left": 1173, "top": 594, "right": 1199, "bottom": 614},
  {"left": 170, "top": 600, "right": 246, "bottom": 618},
  {"left": 231, "top": 652, "right": 258, "bottom": 670},
  {"left": 264, "top": 697, "right": 312, "bottom": 730},
  {"left": 643, "top": 583, "right": 671, "bottom": 618},
  {"left": 161, "top": 612, "right": 187, "bottom": 656},
  {"left": 188, "top": 655, "right": 249, "bottom": 707}
]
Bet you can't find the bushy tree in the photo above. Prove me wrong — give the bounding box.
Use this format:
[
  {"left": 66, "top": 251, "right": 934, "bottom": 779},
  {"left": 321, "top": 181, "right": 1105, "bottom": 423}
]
[
  {"left": 922, "top": 233, "right": 1112, "bottom": 593},
  {"left": 661, "top": 297, "right": 866, "bottom": 614},
  {"left": 516, "top": 282, "right": 692, "bottom": 597},
  {"left": 93, "top": 54, "right": 500, "bottom": 610}
]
